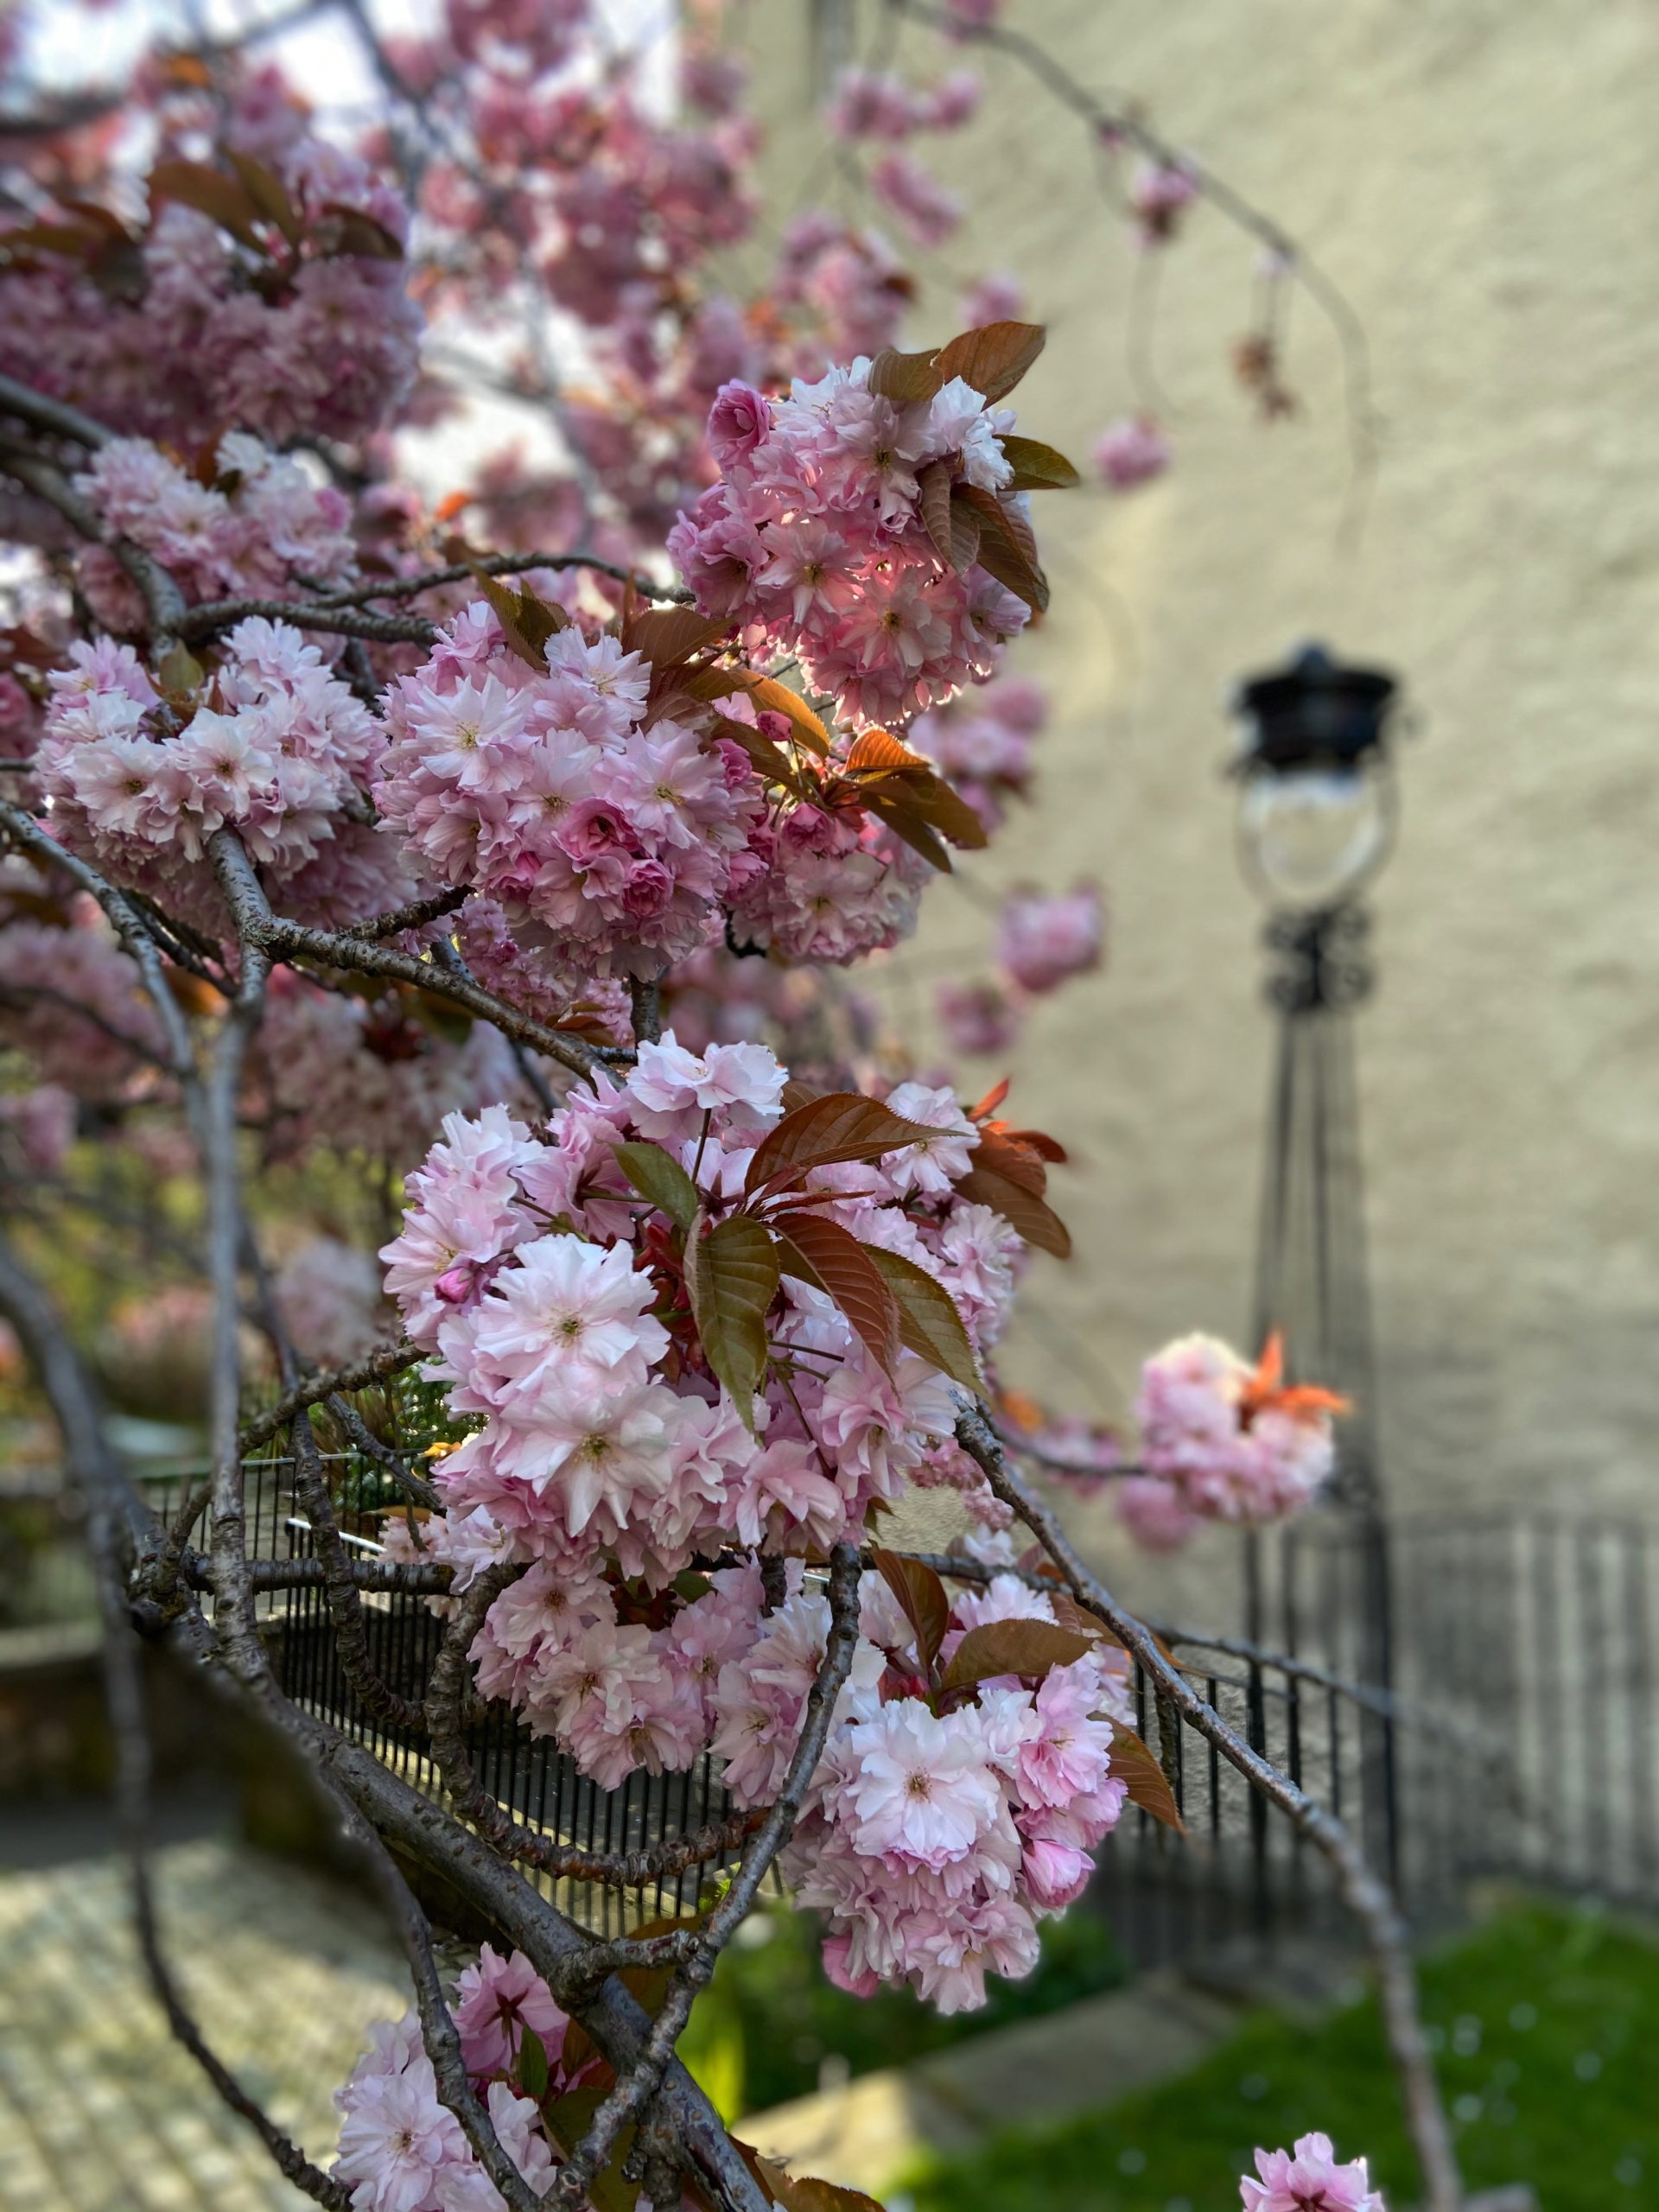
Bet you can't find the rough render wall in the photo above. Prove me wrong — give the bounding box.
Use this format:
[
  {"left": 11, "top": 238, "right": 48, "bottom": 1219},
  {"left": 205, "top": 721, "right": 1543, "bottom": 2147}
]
[{"left": 734, "top": 0, "right": 1659, "bottom": 1599}]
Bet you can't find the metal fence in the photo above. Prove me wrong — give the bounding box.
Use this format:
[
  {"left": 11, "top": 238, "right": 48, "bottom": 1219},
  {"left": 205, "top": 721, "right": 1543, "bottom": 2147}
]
[
  {"left": 137, "top": 1452, "right": 756, "bottom": 1936},
  {"left": 1083, "top": 1509, "right": 1659, "bottom": 1968},
  {"left": 8, "top": 1442, "right": 1656, "bottom": 1954}
]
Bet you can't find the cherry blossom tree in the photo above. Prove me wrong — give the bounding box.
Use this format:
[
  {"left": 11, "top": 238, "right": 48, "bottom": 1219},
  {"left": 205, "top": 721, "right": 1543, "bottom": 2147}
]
[{"left": 0, "top": 6, "right": 1453, "bottom": 2211}]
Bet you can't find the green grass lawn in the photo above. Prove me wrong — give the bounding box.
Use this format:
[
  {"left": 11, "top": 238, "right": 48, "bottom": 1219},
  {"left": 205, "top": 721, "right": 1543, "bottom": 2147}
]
[
  {"left": 896, "top": 1897, "right": 1656, "bottom": 2212},
  {"left": 680, "top": 1899, "right": 1130, "bottom": 2118}
]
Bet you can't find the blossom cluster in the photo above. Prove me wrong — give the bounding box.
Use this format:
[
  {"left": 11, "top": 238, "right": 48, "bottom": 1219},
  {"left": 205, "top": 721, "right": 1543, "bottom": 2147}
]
[
  {"left": 0, "top": 128, "right": 419, "bottom": 445},
  {"left": 72, "top": 435, "right": 356, "bottom": 630},
  {"left": 379, "top": 1036, "right": 1020, "bottom": 1604},
  {"left": 1128, "top": 1332, "right": 1343, "bottom": 1538},
  {"left": 333, "top": 1945, "right": 578, "bottom": 2212},
  {"left": 251, "top": 970, "right": 529, "bottom": 1167},
  {"left": 374, "top": 606, "right": 767, "bottom": 988},
  {"left": 669, "top": 352, "right": 1036, "bottom": 730},
  {"left": 779, "top": 1569, "right": 1133, "bottom": 2012},
  {"left": 35, "top": 621, "right": 400, "bottom": 928},
  {"left": 725, "top": 750, "right": 935, "bottom": 966},
  {"left": 0, "top": 912, "right": 163, "bottom": 1100}
]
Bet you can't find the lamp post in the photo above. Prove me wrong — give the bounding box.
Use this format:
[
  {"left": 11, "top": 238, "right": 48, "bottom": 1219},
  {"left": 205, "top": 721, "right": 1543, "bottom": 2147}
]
[{"left": 1230, "top": 643, "right": 1402, "bottom": 1876}]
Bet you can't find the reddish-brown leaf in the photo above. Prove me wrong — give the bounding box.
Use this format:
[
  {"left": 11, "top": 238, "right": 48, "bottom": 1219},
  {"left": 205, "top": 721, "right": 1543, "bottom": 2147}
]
[
  {"left": 772, "top": 1212, "right": 899, "bottom": 1374},
  {"left": 681, "top": 667, "right": 830, "bottom": 753},
  {"left": 918, "top": 456, "right": 961, "bottom": 569},
  {"left": 1109, "top": 1721, "right": 1186, "bottom": 1834},
  {"left": 932, "top": 321, "right": 1047, "bottom": 404},
  {"left": 710, "top": 715, "right": 811, "bottom": 798},
  {"left": 888, "top": 768, "right": 990, "bottom": 851},
  {"left": 947, "top": 486, "right": 983, "bottom": 570},
  {"left": 626, "top": 605, "right": 730, "bottom": 668},
  {"left": 744, "top": 1092, "right": 939, "bottom": 1198},
  {"left": 779, "top": 1078, "right": 823, "bottom": 1116},
  {"left": 315, "top": 202, "right": 404, "bottom": 259},
  {"left": 955, "top": 484, "right": 1049, "bottom": 614},
  {"left": 857, "top": 785, "right": 953, "bottom": 872},
  {"left": 938, "top": 1620, "right": 1099, "bottom": 1694},
  {"left": 999, "top": 434, "right": 1081, "bottom": 491},
  {"left": 731, "top": 2139, "right": 887, "bottom": 2212},
  {"left": 864, "top": 1243, "right": 982, "bottom": 1395},
  {"left": 226, "top": 151, "right": 302, "bottom": 245},
  {"left": 0, "top": 219, "right": 101, "bottom": 261},
  {"left": 464, "top": 565, "right": 565, "bottom": 669},
  {"left": 842, "top": 728, "right": 929, "bottom": 779},
  {"left": 747, "top": 675, "right": 830, "bottom": 755},
  {"left": 149, "top": 159, "right": 267, "bottom": 251},
  {"left": 970, "top": 1077, "right": 1012, "bottom": 1122},
  {"left": 1049, "top": 1590, "right": 1122, "bottom": 1647},
  {"left": 867, "top": 345, "right": 944, "bottom": 404},
  {"left": 869, "top": 1547, "right": 950, "bottom": 1668},
  {"left": 976, "top": 1126, "right": 1050, "bottom": 1198},
  {"left": 955, "top": 1163, "right": 1072, "bottom": 1258}
]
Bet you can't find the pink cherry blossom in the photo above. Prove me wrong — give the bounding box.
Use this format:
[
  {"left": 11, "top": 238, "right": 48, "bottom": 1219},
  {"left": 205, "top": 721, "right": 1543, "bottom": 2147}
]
[{"left": 1241, "top": 2133, "right": 1384, "bottom": 2212}]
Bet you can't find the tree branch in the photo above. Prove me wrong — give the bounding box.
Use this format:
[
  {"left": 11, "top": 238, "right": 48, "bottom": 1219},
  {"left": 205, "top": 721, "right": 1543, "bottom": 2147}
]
[{"left": 953, "top": 1402, "right": 1463, "bottom": 2212}]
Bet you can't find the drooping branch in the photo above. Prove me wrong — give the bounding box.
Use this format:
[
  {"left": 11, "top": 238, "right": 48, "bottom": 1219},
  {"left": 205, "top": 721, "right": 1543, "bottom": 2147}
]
[
  {"left": 289, "top": 1413, "right": 429, "bottom": 1732},
  {"left": 953, "top": 1402, "right": 1464, "bottom": 2212},
  {"left": 884, "top": 0, "right": 1380, "bottom": 524},
  {"left": 0, "top": 802, "right": 196, "bottom": 1078},
  {"left": 424, "top": 1567, "right": 766, "bottom": 1886},
  {"left": 0, "top": 438, "right": 188, "bottom": 642},
  {"left": 550, "top": 1541, "right": 864, "bottom": 2207},
  {"left": 0, "top": 1225, "right": 351, "bottom": 2207}
]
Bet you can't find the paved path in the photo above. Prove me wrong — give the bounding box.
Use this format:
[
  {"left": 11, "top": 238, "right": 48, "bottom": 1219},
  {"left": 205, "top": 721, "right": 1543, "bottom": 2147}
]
[
  {"left": 744, "top": 1971, "right": 1249, "bottom": 2196},
  {"left": 0, "top": 1832, "right": 406, "bottom": 2210}
]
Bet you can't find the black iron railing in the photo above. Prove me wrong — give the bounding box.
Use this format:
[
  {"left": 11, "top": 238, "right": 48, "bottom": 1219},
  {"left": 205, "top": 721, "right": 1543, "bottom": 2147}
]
[
  {"left": 9, "top": 1446, "right": 1656, "bottom": 1954},
  {"left": 138, "top": 1451, "right": 753, "bottom": 1936}
]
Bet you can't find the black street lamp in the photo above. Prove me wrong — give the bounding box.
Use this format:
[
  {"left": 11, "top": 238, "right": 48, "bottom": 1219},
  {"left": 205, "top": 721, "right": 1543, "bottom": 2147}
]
[
  {"left": 1230, "top": 643, "right": 1402, "bottom": 1876},
  {"left": 1230, "top": 643, "right": 1400, "bottom": 1513}
]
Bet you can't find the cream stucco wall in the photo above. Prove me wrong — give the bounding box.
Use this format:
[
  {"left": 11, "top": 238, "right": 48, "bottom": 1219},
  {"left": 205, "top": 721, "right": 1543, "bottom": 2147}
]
[{"left": 736, "top": 0, "right": 1659, "bottom": 1548}]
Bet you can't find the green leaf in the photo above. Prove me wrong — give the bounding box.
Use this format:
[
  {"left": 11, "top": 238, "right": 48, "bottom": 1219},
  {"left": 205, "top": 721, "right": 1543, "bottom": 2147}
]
[
  {"left": 869, "top": 1547, "right": 950, "bottom": 1669},
  {"left": 687, "top": 1214, "right": 779, "bottom": 1431},
  {"left": 932, "top": 320, "right": 1047, "bottom": 403},
  {"left": 999, "top": 434, "right": 1081, "bottom": 491},
  {"left": 864, "top": 1244, "right": 983, "bottom": 1395},
  {"left": 516, "top": 2025, "right": 549, "bottom": 2101},
  {"left": 1109, "top": 1720, "right": 1186, "bottom": 1834},
  {"left": 772, "top": 1213, "right": 899, "bottom": 1376},
  {"left": 938, "top": 1619, "right": 1100, "bottom": 1695},
  {"left": 613, "top": 1139, "right": 698, "bottom": 1233},
  {"left": 543, "top": 2088, "right": 637, "bottom": 2212},
  {"left": 156, "top": 642, "right": 204, "bottom": 696},
  {"left": 745, "top": 1092, "right": 940, "bottom": 1199}
]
